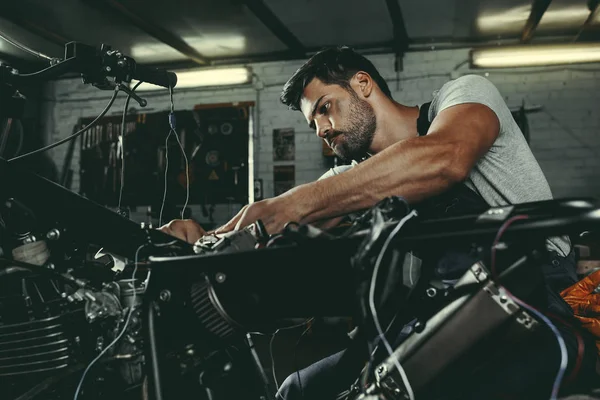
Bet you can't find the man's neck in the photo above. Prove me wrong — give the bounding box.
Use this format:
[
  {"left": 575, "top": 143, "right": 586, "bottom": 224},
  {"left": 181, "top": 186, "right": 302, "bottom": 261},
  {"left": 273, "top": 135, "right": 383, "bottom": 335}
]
[{"left": 369, "top": 101, "right": 420, "bottom": 154}]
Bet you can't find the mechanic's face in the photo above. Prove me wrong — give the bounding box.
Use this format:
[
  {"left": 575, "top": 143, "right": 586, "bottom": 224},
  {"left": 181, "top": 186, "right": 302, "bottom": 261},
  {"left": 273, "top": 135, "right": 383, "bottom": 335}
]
[{"left": 301, "top": 78, "right": 376, "bottom": 161}]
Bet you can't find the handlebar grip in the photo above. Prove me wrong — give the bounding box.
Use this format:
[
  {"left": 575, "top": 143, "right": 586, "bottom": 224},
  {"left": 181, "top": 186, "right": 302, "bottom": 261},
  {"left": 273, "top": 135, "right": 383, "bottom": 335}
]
[{"left": 132, "top": 64, "right": 177, "bottom": 89}]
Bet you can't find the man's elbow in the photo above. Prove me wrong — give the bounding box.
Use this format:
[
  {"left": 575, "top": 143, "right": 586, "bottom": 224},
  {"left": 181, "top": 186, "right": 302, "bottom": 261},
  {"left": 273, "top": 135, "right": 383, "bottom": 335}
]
[{"left": 439, "top": 153, "right": 471, "bottom": 185}]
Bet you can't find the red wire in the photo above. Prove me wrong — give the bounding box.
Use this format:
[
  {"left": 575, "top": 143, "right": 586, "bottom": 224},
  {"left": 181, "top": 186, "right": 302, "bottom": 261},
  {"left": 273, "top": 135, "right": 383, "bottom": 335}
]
[
  {"left": 490, "top": 215, "right": 530, "bottom": 280},
  {"left": 545, "top": 312, "right": 585, "bottom": 385}
]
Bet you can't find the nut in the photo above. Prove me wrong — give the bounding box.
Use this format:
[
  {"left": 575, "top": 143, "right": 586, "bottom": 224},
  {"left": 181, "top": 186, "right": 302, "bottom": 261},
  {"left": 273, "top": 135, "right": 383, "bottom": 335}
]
[{"left": 159, "top": 290, "right": 171, "bottom": 302}]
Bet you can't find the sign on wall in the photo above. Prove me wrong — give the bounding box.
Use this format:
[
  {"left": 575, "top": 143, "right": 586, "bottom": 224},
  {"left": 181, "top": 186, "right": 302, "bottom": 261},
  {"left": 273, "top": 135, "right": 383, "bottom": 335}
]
[
  {"left": 273, "top": 165, "right": 295, "bottom": 196},
  {"left": 273, "top": 128, "right": 295, "bottom": 161}
]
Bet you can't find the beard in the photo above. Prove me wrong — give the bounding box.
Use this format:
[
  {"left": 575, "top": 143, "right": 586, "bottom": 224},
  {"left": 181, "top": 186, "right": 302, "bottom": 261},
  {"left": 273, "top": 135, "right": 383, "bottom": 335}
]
[{"left": 330, "top": 93, "right": 376, "bottom": 161}]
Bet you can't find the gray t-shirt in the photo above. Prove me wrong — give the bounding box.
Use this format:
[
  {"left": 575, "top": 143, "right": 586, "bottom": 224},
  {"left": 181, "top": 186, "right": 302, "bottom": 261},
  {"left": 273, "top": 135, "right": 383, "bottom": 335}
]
[
  {"left": 320, "top": 75, "right": 570, "bottom": 255},
  {"left": 429, "top": 74, "right": 569, "bottom": 255}
]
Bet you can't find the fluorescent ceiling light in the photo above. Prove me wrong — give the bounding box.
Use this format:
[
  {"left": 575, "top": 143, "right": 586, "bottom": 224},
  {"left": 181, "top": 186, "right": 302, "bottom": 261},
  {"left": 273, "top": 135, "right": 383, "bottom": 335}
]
[
  {"left": 135, "top": 67, "right": 251, "bottom": 91},
  {"left": 470, "top": 43, "right": 600, "bottom": 68},
  {"left": 477, "top": 5, "right": 589, "bottom": 33}
]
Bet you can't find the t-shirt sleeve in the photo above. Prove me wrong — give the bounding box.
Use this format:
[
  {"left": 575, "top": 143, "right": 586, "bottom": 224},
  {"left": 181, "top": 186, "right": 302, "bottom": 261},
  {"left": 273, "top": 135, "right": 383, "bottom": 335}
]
[
  {"left": 318, "top": 161, "right": 358, "bottom": 181},
  {"left": 432, "top": 74, "right": 510, "bottom": 133}
]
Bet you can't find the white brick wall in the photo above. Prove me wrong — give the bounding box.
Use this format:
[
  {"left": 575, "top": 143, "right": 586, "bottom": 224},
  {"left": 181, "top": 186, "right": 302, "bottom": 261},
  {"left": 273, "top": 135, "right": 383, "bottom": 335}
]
[{"left": 41, "top": 48, "right": 600, "bottom": 225}]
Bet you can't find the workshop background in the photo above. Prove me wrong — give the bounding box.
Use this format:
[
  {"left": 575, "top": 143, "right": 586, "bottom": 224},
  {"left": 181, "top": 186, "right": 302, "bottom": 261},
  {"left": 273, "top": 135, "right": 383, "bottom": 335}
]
[
  {"left": 2, "top": 0, "right": 599, "bottom": 229},
  {"left": 2, "top": 0, "right": 600, "bottom": 387}
]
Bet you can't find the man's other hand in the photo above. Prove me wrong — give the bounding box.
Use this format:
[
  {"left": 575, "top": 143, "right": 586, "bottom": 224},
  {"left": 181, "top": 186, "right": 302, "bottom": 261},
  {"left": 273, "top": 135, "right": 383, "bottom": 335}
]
[
  {"left": 215, "top": 194, "right": 306, "bottom": 236},
  {"left": 158, "top": 219, "right": 207, "bottom": 244}
]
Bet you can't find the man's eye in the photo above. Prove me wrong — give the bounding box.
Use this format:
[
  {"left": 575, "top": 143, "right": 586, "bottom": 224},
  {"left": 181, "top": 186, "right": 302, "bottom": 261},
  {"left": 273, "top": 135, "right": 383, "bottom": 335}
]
[{"left": 320, "top": 102, "right": 330, "bottom": 114}]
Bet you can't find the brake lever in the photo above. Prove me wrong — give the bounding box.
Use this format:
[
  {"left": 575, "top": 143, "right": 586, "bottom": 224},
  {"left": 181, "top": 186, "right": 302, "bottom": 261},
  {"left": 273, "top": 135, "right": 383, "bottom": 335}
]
[{"left": 117, "top": 83, "right": 147, "bottom": 107}]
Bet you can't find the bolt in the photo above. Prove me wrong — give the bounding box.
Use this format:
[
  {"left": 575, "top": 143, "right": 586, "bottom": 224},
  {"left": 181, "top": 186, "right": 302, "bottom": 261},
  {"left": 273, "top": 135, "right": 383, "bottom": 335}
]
[
  {"left": 105, "top": 66, "right": 112, "bottom": 72},
  {"left": 215, "top": 273, "right": 226, "bottom": 283},
  {"left": 499, "top": 295, "right": 508, "bottom": 304},
  {"left": 377, "top": 365, "right": 385, "bottom": 374},
  {"left": 223, "top": 362, "right": 232, "bottom": 372},
  {"left": 117, "top": 60, "right": 126, "bottom": 67},
  {"left": 414, "top": 320, "right": 426, "bottom": 333},
  {"left": 159, "top": 290, "right": 171, "bottom": 302},
  {"left": 187, "top": 348, "right": 195, "bottom": 356},
  {"left": 46, "top": 229, "right": 60, "bottom": 240},
  {"left": 426, "top": 287, "right": 437, "bottom": 298},
  {"left": 46, "top": 263, "right": 55, "bottom": 270}
]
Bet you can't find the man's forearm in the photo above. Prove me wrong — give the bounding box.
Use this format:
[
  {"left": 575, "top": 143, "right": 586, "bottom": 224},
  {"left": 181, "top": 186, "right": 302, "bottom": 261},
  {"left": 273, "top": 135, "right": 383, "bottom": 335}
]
[{"left": 296, "top": 135, "right": 466, "bottom": 224}]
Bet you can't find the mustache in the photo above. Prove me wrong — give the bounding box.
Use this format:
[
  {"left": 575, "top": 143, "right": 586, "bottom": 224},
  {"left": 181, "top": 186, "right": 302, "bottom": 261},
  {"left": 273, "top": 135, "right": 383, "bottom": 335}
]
[{"left": 325, "top": 130, "right": 344, "bottom": 144}]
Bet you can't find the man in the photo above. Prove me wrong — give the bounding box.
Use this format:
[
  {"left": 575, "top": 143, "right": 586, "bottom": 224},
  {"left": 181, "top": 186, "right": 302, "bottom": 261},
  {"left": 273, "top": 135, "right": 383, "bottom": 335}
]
[
  {"left": 160, "top": 47, "right": 596, "bottom": 398},
  {"left": 160, "top": 46, "right": 564, "bottom": 251}
]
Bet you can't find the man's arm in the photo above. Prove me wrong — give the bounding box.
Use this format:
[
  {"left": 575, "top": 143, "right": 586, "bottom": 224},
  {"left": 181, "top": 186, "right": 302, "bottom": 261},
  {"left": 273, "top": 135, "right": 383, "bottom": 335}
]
[
  {"left": 228, "top": 102, "right": 500, "bottom": 234},
  {"left": 297, "top": 103, "right": 500, "bottom": 223}
]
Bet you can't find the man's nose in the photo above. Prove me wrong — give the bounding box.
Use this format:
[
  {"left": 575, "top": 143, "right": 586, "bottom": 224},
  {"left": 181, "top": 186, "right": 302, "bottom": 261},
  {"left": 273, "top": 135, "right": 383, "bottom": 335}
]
[{"left": 317, "top": 124, "right": 331, "bottom": 139}]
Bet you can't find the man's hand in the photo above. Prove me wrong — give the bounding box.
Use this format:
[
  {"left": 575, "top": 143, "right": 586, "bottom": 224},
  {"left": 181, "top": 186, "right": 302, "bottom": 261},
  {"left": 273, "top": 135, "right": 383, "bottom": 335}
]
[
  {"left": 158, "top": 219, "right": 207, "bottom": 244},
  {"left": 216, "top": 195, "right": 305, "bottom": 235}
]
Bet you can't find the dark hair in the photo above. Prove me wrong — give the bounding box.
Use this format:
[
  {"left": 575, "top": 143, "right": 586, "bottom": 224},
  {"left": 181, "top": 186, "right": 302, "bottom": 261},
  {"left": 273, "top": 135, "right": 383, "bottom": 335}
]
[{"left": 280, "top": 46, "right": 392, "bottom": 111}]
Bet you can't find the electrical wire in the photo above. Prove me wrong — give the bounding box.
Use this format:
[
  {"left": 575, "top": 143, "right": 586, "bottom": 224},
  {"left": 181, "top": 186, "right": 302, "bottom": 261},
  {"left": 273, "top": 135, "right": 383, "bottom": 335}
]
[
  {"left": 507, "top": 294, "right": 568, "bottom": 400},
  {"left": 489, "top": 215, "right": 567, "bottom": 400},
  {"left": 294, "top": 321, "right": 313, "bottom": 399},
  {"left": 270, "top": 331, "right": 280, "bottom": 391},
  {"left": 545, "top": 312, "right": 585, "bottom": 386},
  {"left": 172, "top": 128, "right": 189, "bottom": 220},
  {"left": 490, "top": 215, "right": 529, "bottom": 279},
  {"left": 0, "top": 31, "right": 55, "bottom": 62},
  {"left": 169, "top": 85, "right": 189, "bottom": 220},
  {"left": 73, "top": 243, "right": 147, "bottom": 400},
  {"left": 158, "top": 86, "right": 189, "bottom": 225},
  {"left": 267, "top": 318, "right": 314, "bottom": 393},
  {"left": 118, "top": 81, "right": 144, "bottom": 211},
  {"left": 369, "top": 209, "right": 417, "bottom": 400},
  {"left": 9, "top": 86, "right": 120, "bottom": 162},
  {"left": 158, "top": 130, "right": 173, "bottom": 227}
]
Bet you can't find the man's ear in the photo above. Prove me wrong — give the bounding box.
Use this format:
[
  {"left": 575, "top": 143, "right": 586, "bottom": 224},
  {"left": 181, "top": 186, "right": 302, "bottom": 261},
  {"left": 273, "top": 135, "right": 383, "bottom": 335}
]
[{"left": 353, "top": 71, "right": 373, "bottom": 98}]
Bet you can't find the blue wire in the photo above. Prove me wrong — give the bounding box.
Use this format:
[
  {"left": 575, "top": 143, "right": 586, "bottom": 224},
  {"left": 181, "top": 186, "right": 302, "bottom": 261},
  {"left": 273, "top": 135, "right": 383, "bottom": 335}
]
[{"left": 508, "top": 293, "right": 567, "bottom": 400}]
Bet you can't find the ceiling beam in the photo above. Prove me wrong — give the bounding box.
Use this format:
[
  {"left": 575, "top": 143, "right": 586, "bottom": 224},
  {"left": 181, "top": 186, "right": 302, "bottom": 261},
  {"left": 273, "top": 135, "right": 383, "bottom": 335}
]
[
  {"left": 85, "top": 0, "right": 209, "bottom": 65},
  {"left": 521, "top": 0, "right": 553, "bottom": 43},
  {"left": 0, "top": 5, "right": 70, "bottom": 47},
  {"left": 384, "top": 0, "right": 409, "bottom": 54},
  {"left": 242, "top": 0, "right": 305, "bottom": 57},
  {"left": 574, "top": 0, "right": 600, "bottom": 42}
]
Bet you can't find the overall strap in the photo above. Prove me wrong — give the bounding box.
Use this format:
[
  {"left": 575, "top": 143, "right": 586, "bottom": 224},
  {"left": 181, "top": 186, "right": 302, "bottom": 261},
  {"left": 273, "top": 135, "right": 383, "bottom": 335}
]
[{"left": 417, "top": 102, "right": 432, "bottom": 137}]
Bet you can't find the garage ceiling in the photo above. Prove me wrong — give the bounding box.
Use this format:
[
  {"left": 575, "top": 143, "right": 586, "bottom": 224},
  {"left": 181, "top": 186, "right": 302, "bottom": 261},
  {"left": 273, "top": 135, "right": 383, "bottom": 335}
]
[{"left": 0, "top": 0, "right": 599, "bottom": 70}]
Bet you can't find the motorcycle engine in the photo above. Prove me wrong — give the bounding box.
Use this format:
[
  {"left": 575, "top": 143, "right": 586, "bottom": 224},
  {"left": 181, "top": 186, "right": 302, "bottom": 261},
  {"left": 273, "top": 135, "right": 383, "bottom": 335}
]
[{"left": 0, "top": 198, "right": 149, "bottom": 400}]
